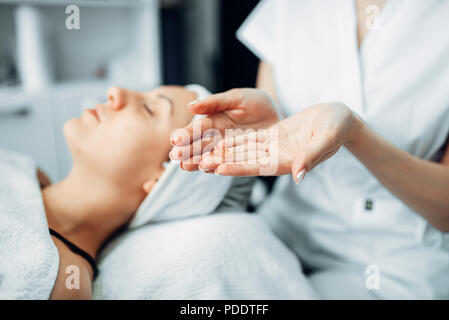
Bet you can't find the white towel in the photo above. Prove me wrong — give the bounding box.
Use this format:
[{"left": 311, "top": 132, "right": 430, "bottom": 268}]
[
  {"left": 94, "top": 214, "right": 318, "bottom": 299},
  {"left": 130, "top": 157, "right": 234, "bottom": 228},
  {"left": 0, "top": 149, "right": 59, "bottom": 300}
]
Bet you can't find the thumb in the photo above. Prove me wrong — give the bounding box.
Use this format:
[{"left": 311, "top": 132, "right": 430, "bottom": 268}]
[
  {"left": 291, "top": 158, "right": 307, "bottom": 185},
  {"left": 291, "top": 134, "right": 338, "bottom": 184},
  {"left": 188, "top": 89, "right": 244, "bottom": 115}
]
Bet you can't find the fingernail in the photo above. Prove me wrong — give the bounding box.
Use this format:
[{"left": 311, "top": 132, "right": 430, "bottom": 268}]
[
  {"left": 170, "top": 136, "right": 177, "bottom": 146},
  {"left": 170, "top": 131, "right": 183, "bottom": 146},
  {"left": 171, "top": 148, "right": 183, "bottom": 160},
  {"left": 187, "top": 100, "right": 199, "bottom": 107},
  {"left": 296, "top": 169, "right": 305, "bottom": 184}
]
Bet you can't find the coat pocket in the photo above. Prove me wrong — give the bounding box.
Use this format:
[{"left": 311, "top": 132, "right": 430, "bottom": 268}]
[{"left": 351, "top": 197, "right": 420, "bottom": 237}]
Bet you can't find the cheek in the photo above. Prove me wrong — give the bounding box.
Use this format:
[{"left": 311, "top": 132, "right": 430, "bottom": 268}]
[
  {"left": 129, "top": 127, "right": 171, "bottom": 164},
  {"left": 94, "top": 122, "right": 168, "bottom": 176},
  {"left": 64, "top": 117, "right": 128, "bottom": 173},
  {"left": 67, "top": 114, "right": 172, "bottom": 185},
  {"left": 95, "top": 124, "right": 143, "bottom": 167},
  {"left": 149, "top": 126, "right": 173, "bottom": 160}
]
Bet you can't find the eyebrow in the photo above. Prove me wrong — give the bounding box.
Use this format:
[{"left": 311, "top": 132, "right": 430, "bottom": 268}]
[{"left": 157, "top": 94, "right": 174, "bottom": 115}]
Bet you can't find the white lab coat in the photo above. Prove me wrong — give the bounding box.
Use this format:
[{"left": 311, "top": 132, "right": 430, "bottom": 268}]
[{"left": 238, "top": 0, "right": 449, "bottom": 299}]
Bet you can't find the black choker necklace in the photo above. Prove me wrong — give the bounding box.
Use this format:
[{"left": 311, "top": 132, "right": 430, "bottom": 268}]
[{"left": 49, "top": 228, "right": 99, "bottom": 279}]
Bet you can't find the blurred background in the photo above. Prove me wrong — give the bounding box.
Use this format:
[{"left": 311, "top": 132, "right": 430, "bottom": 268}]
[{"left": 0, "top": 0, "right": 260, "bottom": 181}]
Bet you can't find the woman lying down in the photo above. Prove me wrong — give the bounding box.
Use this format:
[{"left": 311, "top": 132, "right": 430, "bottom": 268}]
[{"left": 0, "top": 85, "right": 317, "bottom": 300}]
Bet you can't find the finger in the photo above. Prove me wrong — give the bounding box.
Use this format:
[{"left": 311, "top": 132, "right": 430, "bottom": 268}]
[
  {"left": 181, "top": 154, "right": 202, "bottom": 165},
  {"left": 198, "top": 153, "right": 220, "bottom": 171},
  {"left": 291, "top": 164, "right": 306, "bottom": 185},
  {"left": 188, "top": 89, "right": 245, "bottom": 115},
  {"left": 182, "top": 153, "right": 225, "bottom": 173},
  {"left": 181, "top": 163, "right": 200, "bottom": 172},
  {"left": 169, "top": 134, "right": 221, "bottom": 161},
  {"left": 215, "top": 143, "right": 270, "bottom": 163},
  {"left": 199, "top": 142, "right": 270, "bottom": 171},
  {"left": 179, "top": 155, "right": 202, "bottom": 172},
  {"left": 214, "top": 130, "right": 266, "bottom": 151},
  {"left": 215, "top": 162, "right": 274, "bottom": 177},
  {"left": 170, "top": 117, "right": 219, "bottom": 146}
]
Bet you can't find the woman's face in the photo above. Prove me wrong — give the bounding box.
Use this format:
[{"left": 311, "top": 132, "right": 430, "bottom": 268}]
[{"left": 64, "top": 86, "right": 196, "bottom": 189}]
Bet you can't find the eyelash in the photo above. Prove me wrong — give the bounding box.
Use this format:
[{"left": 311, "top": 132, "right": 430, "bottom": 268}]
[{"left": 143, "top": 103, "right": 154, "bottom": 116}]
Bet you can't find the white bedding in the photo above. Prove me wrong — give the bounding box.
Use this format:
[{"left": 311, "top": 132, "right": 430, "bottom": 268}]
[
  {"left": 0, "top": 149, "right": 59, "bottom": 299},
  {"left": 94, "top": 213, "right": 319, "bottom": 299}
]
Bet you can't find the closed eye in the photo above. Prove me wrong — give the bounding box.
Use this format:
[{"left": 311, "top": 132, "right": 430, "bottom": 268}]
[{"left": 143, "top": 103, "right": 154, "bottom": 116}]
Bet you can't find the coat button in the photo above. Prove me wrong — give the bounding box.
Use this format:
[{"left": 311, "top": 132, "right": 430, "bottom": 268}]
[{"left": 364, "top": 199, "right": 374, "bottom": 211}]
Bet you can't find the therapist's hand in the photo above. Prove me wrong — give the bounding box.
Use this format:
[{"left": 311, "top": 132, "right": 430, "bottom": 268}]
[
  {"left": 169, "top": 88, "right": 279, "bottom": 171},
  {"left": 199, "top": 102, "right": 357, "bottom": 183}
]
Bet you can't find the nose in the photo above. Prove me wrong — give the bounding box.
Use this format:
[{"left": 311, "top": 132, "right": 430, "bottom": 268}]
[{"left": 107, "top": 86, "right": 127, "bottom": 110}]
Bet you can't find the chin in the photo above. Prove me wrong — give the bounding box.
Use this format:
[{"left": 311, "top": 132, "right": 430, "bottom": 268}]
[
  {"left": 63, "top": 118, "right": 77, "bottom": 142},
  {"left": 63, "top": 118, "right": 83, "bottom": 158}
]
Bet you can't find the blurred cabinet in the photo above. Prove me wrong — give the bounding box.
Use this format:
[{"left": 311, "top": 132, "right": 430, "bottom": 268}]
[{"left": 0, "top": 88, "right": 59, "bottom": 179}]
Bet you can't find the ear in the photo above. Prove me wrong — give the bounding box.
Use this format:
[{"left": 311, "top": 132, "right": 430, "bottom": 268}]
[
  {"left": 142, "top": 166, "right": 166, "bottom": 194},
  {"left": 142, "top": 179, "right": 158, "bottom": 194}
]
